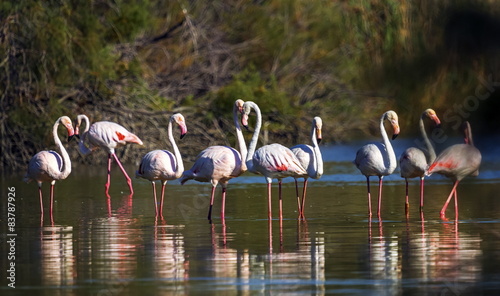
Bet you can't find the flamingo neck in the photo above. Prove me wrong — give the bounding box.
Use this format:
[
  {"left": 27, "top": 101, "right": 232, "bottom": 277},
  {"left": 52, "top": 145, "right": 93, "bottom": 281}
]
[
  {"left": 168, "top": 117, "right": 184, "bottom": 178},
  {"left": 77, "top": 114, "right": 92, "bottom": 155},
  {"left": 234, "top": 103, "right": 247, "bottom": 172},
  {"left": 311, "top": 122, "right": 323, "bottom": 178},
  {"left": 380, "top": 113, "right": 396, "bottom": 174},
  {"left": 245, "top": 102, "right": 262, "bottom": 173},
  {"left": 54, "top": 117, "right": 72, "bottom": 179},
  {"left": 419, "top": 115, "right": 436, "bottom": 164}
]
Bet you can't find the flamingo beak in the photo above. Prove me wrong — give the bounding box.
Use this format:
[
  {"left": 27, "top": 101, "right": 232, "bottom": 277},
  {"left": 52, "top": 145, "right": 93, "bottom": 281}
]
[
  {"left": 391, "top": 120, "right": 400, "bottom": 140},
  {"left": 430, "top": 114, "right": 441, "bottom": 128},
  {"left": 316, "top": 128, "right": 322, "bottom": 144},
  {"left": 179, "top": 124, "right": 188, "bottom": 139},
  {"left": 242, "top": 114, "right": 249, "bottom": 130}
]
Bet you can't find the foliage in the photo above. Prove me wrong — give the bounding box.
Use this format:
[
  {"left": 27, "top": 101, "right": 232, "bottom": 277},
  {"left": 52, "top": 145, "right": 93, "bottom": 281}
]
[{"left": 1, "top": 0, "right": 500, "bottom": 170}]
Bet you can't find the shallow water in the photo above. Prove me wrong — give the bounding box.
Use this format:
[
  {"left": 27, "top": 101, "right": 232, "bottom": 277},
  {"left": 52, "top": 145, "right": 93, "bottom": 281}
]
[{"left": 1, "top": 138, "right": 500, "bottom": 295}]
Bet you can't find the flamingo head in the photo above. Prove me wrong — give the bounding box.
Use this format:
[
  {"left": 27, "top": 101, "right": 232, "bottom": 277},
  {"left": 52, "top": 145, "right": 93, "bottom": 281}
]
[
  {"left": 384, "top": 110, "right": 400, "bottom": 140},
  {"left": 172, "top": 113, "right": 188, "bottom": 139},
  {"left": 241, "top": 101, "right": 253, "bottom": 130},
  {"left": 74, "top": 114, "right": 89, "bottom": 140},
  {"left": 423, "top": 108, "right": 441, "bottom": 128},
  {"left": 461, "top": 121, "right": 473, "bottom": 145},
  {"left": 59, "top": 116, "right": 75, "bottom": 142},
  {"left": 235, "top": 99, "right": 245, "bottom": 115},
  {"left": 314, "top": 116, "right": 322, "bottom": 144}
]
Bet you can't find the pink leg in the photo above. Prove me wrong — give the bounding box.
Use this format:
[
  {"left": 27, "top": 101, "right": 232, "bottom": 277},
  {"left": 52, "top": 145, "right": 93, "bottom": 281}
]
[
  {"left": 38, "top": 184, "right": 44, "bottom": 223},
  {"left": 208, "top": 185, "right": 216, "bottom": 221},
  {"left": 419, "top": 177, "right": 425, "bottom": 211},
  {"left": 50, "top": 183, "right": 55, "bottom": 225},
  {"left": 377, "top": 176, "right": 383, "bottom": 219},
  {"left": 440, "top": 181, "right": 459, "bottom": 218},
  {"left": 221, "top": 186, "right": 227, "bottom": 221},
  {"left": 278, "top": 179, "right": 283, "bottom": 222},
  {"left": 300, "top": 179, "right": 308, "bottom": 219},
  {"left": 152, "top": 182, "right": 158, "bottom": 219},
  {"left": 105, "top": 154, "right": 112, "bottom": 193},
  {"left": 454, "top": 187, "right": 459, "bottom": 221},
  {"left": 111, "top": 153, "right": 134, "bottom": 194},
  {"left": 404, "top": 179, "right": 409, "bottom": 217},
  {"left": 366, "top": 177, "right": 372, "bottom": 218},
  {"left": 160, "top": 181, "right": 166, "bottom": 220},
  {"left": 295, "top": 179, "right": 301, "bottom": 215},
  {"left": 267, "top": 182, "right": 272, "bottom": 220}
]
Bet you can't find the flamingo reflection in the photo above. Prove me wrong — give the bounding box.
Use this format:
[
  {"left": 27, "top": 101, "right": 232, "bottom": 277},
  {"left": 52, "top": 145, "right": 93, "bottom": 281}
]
[{"left": 40, "top": 225, "right": 75, "bottom": 288}]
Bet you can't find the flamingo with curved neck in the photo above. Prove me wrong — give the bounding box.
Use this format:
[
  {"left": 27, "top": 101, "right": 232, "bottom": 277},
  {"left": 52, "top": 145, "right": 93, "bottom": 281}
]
[
  {"left": 242, "top": 101, "right": 307, "bottom": 221},
  {"left": 399, "top": 109, "right": 441, "bottom": 215},
  {"left": 354, "top": 110, "right": 400, "bottom": 218},
  {"left": 179, "top": 99, "right": 247, "bottom": 221},
  {"left": 136, "top": 113, "right": 187, "bottom": 220},
  {"left": 291, "top": 116, "right": 324, "bottom": 218},
  {"left": 24, "top": 116, "right": 75, "bottom": 223}
]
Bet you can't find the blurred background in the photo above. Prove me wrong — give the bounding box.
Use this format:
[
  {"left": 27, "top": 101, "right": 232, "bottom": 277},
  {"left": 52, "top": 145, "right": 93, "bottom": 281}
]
[{"left": 1, "top": 0, "right": 499, "bottom": 170}]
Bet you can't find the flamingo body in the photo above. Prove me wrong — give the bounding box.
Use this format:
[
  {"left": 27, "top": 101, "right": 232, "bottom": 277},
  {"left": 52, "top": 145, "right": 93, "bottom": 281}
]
[
  {"left": 24, "top": 116, "right": 74, "bottom": 223},
  {"left": 426, "top": 121, "right": 481, "bottom": 218},
  {"left": 242, "top": 101, "right": 307, "bottom": 220},
  {"left": 354, "top": 110, "right": 400, "bottom": 218},
  {"left": 76, "top": 115, "right": 143, "bottom": 194},
  {"left": 179, "top": 99, "right": 247, "bottom": 221},
  {"left": 136, "top": 113, "right": 187, "bottom": 219},
  {"left": 290, "top": 116, "right": 323, "bottom": 218},
  {"left": 399, "top": 109, "right": 441, "bottom": 212}
]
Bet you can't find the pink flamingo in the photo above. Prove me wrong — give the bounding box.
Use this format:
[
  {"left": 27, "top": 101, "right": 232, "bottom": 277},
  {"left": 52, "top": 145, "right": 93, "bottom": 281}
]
[
  {"left": 399, "top": 109, "right": 441, "bottom": 214},
  {"left": 242, "top": 101, "right": 307, "bottom": 221},
  {"left": 354, "top": 110, "right": 400, "bottom": 218},
  {"left": 136, "top": 113, "right": 187, "bottom": 220},
  {"left": 179, "top": 100, "right": 247, "bottom": 221},
  {"left": 290, "top": 116, "right": 324, "bottom": 218},
  {"left": 24, "top": 116, "right": 75, "bottom": 223},
  {"left": 75, "top": 115, "right": 143, "bottom": 194},
  {"left": 426, "top": 121, "right": 481, "bottom": 219}
]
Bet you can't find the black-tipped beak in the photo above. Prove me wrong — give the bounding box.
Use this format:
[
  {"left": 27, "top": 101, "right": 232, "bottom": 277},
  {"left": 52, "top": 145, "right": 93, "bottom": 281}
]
[
  {"left": 392, "top": 134, "right": 399, "bottom": 140},
  {"left": 317, "top": 138, "right": 322, "bottom": 144},
  {"left": 68, "top": 135, "right": 75, "bottom": 142},
  {"left": 180, "top": 133, "right": 186, "bottom": 139}
]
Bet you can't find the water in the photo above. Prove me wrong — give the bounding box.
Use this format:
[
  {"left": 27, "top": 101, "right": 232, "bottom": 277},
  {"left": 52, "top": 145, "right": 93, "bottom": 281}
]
[{"left": 1, "top": 137, "right": 500, "bottom": 295}]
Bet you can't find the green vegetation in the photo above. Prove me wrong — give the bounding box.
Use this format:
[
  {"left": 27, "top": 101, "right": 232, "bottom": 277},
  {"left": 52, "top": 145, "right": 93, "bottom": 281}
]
[{"left": 1, "top": 0, "right": 500, "bottom": 170}]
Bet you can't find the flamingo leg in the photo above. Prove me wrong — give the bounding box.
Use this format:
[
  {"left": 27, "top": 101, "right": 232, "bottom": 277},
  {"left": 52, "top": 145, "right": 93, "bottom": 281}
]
[
  {"left": 295, "top": 179, "right": 301, "bottom": 215},
  {"left": 49, "top": 182, "right": 55, "bottom": 225},
  {"left": 221, "top": 186, "right": 227, "bottom": 221},
  {"left": 38, "top": 183, "right": 44, "bottom": 223},
  {"left": 105, "top": 153, "right": 113, "bottom": 193},
  {"left": 208, "top": 185, "right": 217, "bottom": 221},
  {"left": 160, "top": 181, "right": 167, "bottom": 220},
  {"left": 440, "top": 181, "right": 459, "bottom": 218},
  {"left": 405, "top": 178, "right": 409, "bottom": 217},
  {"left": 300, "top": 179, "right": 308, "bottom": 219},
  {"left": 267, "top": 182, "right": 272, "bottom": 220},
  {"left": 377, "top": 176, "right": 383, "bottom": 219},
  {"left": 111, "top": 153, "right": 134, "bottom": 194},
  {"left": 152, "top": 182, "right": 158, "bottom": 219},
  {"left": 278, "top": 179, "right": 283, "bottom": 222},
  {"left": 454, "top": 186, "right": 459, "bottom": 221},
  {"left": 366, "top": 177, "right": 372, "bottom": 218},
  {"left": 419, "top": 177, "right": 425, "bottom": 212}
]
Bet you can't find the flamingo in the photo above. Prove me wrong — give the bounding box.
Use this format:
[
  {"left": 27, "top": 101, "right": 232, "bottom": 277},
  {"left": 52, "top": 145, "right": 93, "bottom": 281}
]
[
  {"left": 75, "top": 115, "right": 143, "bottom": 194},
  {"left": 242, "top": 101, "right": 307, "bottom": 221},
  {"left": 426, "top": 121, "right": 481, "bottom": 219},
  {"left": 354, "top": 110, "right": 400, "bottom": 218},
  {"left": 290, "top": 116, "right": 324, "bottom": 218},
  {"left": 179, "top": 99, "right": 247, "bottom": 221},
  {"left": 24, "top": 116, "right": 75, "bottom": 223},
  {"left": 399, "top": 109, "right": 441, "bottom": 214},
  {"left": 136, "top": 113, "right": 187, "bottom": 220}
]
